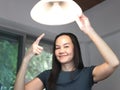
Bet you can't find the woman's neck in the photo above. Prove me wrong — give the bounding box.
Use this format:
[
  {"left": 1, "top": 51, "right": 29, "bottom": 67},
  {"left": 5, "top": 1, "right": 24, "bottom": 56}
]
[{"left": 61, "top": 63, "right": 76, "bottom": 71}]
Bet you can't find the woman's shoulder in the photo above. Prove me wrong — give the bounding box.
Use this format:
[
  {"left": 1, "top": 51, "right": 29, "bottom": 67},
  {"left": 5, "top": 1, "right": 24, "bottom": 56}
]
[
  {"left": 37, "top": 69, "right": 52, "bottom": 78},
  {"left": 36, "top": 69, "right": 52, "bottom": 84},
  {"left": 79, "top": 66, "right": 96, "bottom": 75},
  {"left": 42, "top": 69, "right": 52, "bottom": 73},
  {"left": 83, "top": 66, "right": 96, "bottom": 70}
]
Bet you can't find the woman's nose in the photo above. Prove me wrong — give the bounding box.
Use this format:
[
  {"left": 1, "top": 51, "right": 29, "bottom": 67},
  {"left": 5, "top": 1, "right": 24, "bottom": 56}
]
[{"left": 59, "top": 48, "right": 65, "bottom": 53}]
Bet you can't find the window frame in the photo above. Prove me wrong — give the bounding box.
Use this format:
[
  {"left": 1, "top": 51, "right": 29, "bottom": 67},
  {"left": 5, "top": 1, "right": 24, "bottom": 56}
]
[{"left": 0, "top": 26, "right": 26, "bottom": 72}]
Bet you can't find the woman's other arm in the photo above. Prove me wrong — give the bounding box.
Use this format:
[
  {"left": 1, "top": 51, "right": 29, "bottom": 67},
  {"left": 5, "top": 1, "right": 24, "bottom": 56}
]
[{"left": 78, "top": 14, "right": 120, "bottom": 82}]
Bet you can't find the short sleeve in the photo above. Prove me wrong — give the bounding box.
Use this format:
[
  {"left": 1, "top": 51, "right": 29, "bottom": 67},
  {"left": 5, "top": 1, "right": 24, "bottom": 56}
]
[
  {"left": 89, "top": 66, "right": 97, "bottom": 85},
  {"left": 37, "top": 70, "right": 51, "bottom": 87},
  {"left": 81, "top": 66, "right": 96, "bottom": 86}
]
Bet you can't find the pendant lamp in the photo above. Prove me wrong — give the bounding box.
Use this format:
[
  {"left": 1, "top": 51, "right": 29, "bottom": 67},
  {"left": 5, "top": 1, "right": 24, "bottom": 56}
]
[{"left": 30, "top": 0, "right": 83, "bottom": 25}]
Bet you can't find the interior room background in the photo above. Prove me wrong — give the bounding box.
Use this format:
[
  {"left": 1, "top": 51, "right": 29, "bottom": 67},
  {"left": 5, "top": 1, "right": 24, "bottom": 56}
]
[{"left": 0, "top": 0, "right": 120, "bottom": 90}]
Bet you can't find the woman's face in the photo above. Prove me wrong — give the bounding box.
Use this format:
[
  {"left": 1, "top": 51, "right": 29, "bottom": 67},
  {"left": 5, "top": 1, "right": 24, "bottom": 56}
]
[{"left": 55, "top": 35, "right": 74, "bottom": 64}]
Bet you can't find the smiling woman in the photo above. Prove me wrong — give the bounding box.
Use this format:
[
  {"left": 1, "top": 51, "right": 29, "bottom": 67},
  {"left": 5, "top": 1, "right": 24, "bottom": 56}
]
[
  {"left": 14, "top": 14, "right": 119, "bottom": 90},
  {"left": 55, "top": 35, "right": 74, "bottom": 67}
]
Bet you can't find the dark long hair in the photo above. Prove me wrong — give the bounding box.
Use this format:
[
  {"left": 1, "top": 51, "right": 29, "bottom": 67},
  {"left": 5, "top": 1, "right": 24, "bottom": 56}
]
[{"left": 48, "top": 32, "right": 84, "bottom": 90}]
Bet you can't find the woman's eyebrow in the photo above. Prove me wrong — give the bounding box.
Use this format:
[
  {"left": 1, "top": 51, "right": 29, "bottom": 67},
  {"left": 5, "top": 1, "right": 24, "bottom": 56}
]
[
  {"left": 64, "top": 43, "right": 70, "bottom": 45},
  {"left": 56, "top": 43, "right": 70, "bottom": 46}
]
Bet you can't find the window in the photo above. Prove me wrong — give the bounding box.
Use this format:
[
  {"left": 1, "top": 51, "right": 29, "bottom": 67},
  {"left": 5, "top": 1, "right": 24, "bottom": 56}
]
[{"left": 0, "top": 27, "right": 25, "bottom": 90}]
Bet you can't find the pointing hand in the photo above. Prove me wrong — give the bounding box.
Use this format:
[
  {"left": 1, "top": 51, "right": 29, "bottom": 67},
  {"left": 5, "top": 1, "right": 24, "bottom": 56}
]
[{"left": 24, "top": 33, "right": 45, "bottom": 60}]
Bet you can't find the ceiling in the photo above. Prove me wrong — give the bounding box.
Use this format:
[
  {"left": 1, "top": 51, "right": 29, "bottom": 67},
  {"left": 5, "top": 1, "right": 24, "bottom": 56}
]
[
  {"left": 74, "top": 0, "right": 105, "bottom": 11},
  {"left": 0, "top": 0, "right": 120, "bottom": 43}
]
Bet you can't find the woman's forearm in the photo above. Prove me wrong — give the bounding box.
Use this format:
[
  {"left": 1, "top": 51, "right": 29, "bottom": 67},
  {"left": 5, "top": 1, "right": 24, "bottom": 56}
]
[
  {"left": 14, "top": 58, "right": 29, "bottom": 90},
  {"left": 87, "top": 28, "right": 119, "bottom": 67},
  {"left": 14, "top": 34, "right": 44, "bottom": 90}
]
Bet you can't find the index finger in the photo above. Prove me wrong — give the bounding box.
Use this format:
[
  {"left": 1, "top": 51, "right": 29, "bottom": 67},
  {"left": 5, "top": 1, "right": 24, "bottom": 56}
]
[{"left": 34, "top": 33, "right": 45, "bottom": 45}]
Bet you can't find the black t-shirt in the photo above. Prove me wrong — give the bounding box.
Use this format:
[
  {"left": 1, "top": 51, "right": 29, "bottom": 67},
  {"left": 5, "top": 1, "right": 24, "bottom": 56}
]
[{"left": 37, "top": 66, "right": 96, "bottom": 90}]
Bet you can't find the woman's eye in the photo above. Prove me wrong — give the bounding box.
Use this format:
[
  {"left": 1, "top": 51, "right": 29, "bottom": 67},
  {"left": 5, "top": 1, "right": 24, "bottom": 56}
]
[
  {"left": 64, "top": 46, "right": 69, "bottom": 48},
  {"left": 55, "top": 47, "right": 60, "bottom": 50}
]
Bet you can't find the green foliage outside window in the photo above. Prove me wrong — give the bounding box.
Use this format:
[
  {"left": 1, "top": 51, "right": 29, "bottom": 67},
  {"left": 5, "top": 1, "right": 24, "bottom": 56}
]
[{"left": 0, "top": 39, "right": 18, "bottom": 90}]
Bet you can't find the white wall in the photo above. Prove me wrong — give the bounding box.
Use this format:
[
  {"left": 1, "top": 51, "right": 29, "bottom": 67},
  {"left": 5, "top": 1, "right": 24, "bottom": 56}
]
[{"left": 84, "top": 0, "right": 120, "bottom": 40}]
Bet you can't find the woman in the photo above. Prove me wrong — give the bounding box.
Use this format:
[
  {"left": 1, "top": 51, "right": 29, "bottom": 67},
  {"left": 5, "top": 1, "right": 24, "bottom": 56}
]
[{"left": 14, "top": 14, "right": 119, "bottom": 90}]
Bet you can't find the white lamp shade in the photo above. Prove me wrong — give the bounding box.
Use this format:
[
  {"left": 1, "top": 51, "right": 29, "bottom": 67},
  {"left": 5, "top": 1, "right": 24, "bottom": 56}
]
[{"left": 30, "top": 0, "right": 82, "bottom": 25}]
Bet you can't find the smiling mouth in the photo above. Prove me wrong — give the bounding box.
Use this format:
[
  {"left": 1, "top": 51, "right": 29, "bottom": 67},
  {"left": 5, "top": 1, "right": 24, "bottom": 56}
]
[{"left": 59, "top": 55, "right": 68, "bottom": 58}]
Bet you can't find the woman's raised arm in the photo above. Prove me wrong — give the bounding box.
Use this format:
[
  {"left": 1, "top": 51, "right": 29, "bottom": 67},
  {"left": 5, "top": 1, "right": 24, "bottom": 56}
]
[
  {"left": 14, "top": 33, "right": 45, "bottom": 90},
  {"left": 78, "top": 14, "right": 120, "bottom": 82}
]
